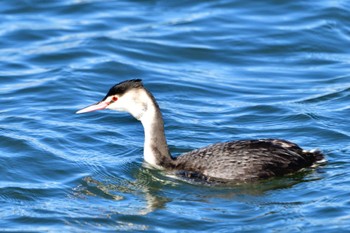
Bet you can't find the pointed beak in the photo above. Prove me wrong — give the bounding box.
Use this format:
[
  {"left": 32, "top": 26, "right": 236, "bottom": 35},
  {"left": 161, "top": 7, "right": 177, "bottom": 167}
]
[{"left": 76, "top": 101, "right": 109, "bottom": 114}]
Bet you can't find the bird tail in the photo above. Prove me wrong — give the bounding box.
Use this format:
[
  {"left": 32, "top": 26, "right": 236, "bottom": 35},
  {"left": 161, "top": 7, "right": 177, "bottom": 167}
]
[{"left": 302, "top": 149, "right": 326, "bottom": 166}]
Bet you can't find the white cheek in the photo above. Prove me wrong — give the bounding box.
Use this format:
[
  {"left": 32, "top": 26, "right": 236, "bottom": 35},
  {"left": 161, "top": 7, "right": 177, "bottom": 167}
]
[
  {"left": 128, "top": 103, "right": 147, "bottom": 120},
  {"left": 107, "top": 101, "right": 126, "bottom": 112},
  {"left": 107, "top": 97, "right": 146, "bottom": 120}
]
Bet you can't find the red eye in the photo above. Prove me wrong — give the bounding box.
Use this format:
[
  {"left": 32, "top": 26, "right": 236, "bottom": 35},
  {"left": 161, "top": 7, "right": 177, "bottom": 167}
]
[{"left": 112, "top": 96, "right": 118, "bottom": 102}]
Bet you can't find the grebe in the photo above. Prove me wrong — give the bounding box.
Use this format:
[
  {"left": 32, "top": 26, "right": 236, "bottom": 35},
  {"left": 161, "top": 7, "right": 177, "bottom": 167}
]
[{"left": 76, "top": 79, "right": 324, "bottom": 183}]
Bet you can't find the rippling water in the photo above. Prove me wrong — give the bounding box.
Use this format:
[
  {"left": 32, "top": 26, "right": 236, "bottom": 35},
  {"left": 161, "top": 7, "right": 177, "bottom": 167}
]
[{"left": 1, "top": 0, "right": 350, "bottom": 232}]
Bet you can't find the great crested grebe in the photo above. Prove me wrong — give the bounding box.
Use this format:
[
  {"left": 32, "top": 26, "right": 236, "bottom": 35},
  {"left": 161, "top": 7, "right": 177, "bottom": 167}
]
[{"left": 77, "top": 79, "right": 324, "bottom": 183}]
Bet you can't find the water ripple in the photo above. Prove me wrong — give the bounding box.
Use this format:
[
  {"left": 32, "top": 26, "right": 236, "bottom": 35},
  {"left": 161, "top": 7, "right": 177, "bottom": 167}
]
[{"left": 1, "top": 0, "right": 350, "bottom": 232}]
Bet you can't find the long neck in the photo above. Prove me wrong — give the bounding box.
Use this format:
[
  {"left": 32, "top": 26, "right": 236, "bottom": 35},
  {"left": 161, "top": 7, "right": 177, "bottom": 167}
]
[{"left": 139, "top": 90, "right": 174, "bottom": 169}]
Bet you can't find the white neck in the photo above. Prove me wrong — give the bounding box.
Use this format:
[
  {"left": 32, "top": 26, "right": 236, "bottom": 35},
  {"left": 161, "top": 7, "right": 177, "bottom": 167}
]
[
  {"left": 137, "top": 90, "right": 173, "bottom": 169},
  {"left": 102, "top": 85, "right": 174, "bottom": 169}
]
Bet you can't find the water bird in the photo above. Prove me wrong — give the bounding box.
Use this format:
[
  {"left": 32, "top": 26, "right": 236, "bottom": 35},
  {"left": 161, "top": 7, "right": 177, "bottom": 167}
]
[{"left": 76, "top": 79, "right": 324, "bottom": 183}]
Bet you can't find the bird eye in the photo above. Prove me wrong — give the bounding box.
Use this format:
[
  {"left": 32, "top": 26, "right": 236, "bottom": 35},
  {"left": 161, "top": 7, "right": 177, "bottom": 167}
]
[{"left": 112, "top": 96, "right": 118, "bottom": 102}]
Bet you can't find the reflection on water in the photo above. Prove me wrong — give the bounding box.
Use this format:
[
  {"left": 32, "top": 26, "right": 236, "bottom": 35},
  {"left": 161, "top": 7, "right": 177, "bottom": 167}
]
[
  {"left": 1, "top": 0, "right": 350, "bottom": 231},
  {"left": 72, "top": 162, "right": 326, "bottom": 220}
]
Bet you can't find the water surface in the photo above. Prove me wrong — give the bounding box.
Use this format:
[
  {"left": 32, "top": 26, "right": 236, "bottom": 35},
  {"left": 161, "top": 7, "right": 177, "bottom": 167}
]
[{"left": 1, "top": 0, "right": 350, "bottom": 232}]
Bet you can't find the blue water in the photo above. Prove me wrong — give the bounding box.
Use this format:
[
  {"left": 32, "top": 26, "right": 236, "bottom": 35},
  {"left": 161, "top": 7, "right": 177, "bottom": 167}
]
[{"left": 1, "top": 0, "right": 350, "bottom": 232}]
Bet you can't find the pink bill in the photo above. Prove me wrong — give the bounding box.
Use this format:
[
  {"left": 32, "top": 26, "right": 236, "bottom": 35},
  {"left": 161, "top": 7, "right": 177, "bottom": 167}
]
[{"left": 76, "top": 101, "right": 109, "bottom": 114}]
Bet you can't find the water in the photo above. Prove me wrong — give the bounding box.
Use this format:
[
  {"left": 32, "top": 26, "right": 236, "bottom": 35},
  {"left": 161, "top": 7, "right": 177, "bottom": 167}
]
[{"left": 1, "top": 0, "right": 350, "bottom": 232}]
